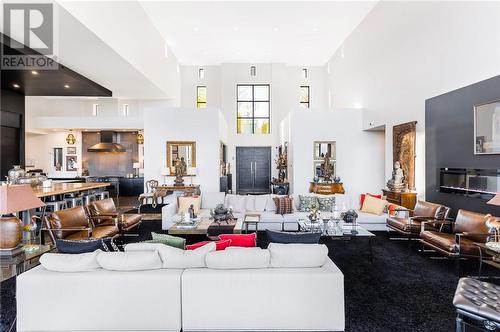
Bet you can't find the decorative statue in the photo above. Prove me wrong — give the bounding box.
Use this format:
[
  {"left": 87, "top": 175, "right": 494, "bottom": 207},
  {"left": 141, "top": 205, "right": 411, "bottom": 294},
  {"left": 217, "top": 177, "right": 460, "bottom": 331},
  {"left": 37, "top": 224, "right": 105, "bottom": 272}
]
[
  {"left": 320, "top": 153, "right": 335, "bottom": 183},
  {"left": 173, "top": 157, "right": 186, "bottom": 186},
  {"left": 387, "top": 161, "right": 406, "bottom": 192},
  {"left": 210, "top": 203, "right": 234, "bottom": 223},
  {"left": 273, "top": 147, "right": 288, "bottom": 183}
]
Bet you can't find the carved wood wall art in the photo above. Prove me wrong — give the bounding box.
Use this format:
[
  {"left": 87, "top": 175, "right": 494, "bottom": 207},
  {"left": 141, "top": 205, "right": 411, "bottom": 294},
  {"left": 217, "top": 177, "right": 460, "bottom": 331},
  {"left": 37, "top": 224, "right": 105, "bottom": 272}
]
[{"left": 393, "top": 121, "right": 417, "bottom": 190}]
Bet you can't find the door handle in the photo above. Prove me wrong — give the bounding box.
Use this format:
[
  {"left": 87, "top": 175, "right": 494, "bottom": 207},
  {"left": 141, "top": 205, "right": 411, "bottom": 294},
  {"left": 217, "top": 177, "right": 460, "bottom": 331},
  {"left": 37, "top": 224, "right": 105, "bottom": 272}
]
[
  {"left": 254, "top": 162, "right": 257, "bottom": 178},
  {"left": 250, "top": 162, "right": 253, "bottom": 174}
]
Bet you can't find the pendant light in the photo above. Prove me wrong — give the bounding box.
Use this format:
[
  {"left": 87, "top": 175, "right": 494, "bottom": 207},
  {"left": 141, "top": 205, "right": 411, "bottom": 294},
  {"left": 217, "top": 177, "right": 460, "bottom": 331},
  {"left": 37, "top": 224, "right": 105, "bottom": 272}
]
[{"left": 66, "top": 130, "right": 76, "bottom": 145}]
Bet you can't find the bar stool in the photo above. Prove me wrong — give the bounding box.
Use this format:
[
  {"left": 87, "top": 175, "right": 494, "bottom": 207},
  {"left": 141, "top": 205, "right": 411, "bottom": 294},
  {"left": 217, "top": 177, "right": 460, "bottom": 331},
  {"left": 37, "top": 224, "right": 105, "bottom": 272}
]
[
  {"left": 96, "top": 191, "right": 110, "bottom": 200},
  {"left": 83, "top": 194, "right": 96, "bottom": 206},
  {"left": 65, "top": 197, "right": 84, "bottom": 208},
  {"left": 45, "top": 200, "right": 68, "bottom": 212}
]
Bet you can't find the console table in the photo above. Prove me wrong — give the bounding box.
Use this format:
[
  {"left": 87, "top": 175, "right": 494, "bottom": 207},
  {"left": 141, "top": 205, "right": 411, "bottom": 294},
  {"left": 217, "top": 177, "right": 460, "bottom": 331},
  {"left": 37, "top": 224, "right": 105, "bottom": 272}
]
[
  {"left": 309, "top": 182, "right": 345, "bottom": 195},
  {"left": 382, "top": 189, "right": 417, "bottom": 210},
  {"left": 155, "top": 185, "right": 201, "bottom": 196}
]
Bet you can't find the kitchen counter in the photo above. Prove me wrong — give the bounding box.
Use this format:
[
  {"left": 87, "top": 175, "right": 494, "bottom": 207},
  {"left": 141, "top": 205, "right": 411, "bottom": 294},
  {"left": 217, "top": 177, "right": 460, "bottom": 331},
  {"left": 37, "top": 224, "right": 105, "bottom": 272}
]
[{"left": 33, "top": 182, "right": 110, "bottom": 198}]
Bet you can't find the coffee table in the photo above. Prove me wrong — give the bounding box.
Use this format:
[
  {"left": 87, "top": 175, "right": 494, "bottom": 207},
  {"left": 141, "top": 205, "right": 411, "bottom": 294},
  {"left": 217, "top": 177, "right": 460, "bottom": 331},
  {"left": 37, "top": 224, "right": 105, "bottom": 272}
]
[
  {"left": 298, "top": 220, "right": 375, "bottom": 263},
  {"left": 168, "top": 217, "right": 243, "bottom": 235}
]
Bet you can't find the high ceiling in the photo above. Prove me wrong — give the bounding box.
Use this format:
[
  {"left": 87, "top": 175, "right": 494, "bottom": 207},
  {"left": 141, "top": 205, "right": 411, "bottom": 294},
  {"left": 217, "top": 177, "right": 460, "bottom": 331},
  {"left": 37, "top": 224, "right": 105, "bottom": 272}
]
[{"left": 140, "top": 1, "right": 378, "bottom": 66}]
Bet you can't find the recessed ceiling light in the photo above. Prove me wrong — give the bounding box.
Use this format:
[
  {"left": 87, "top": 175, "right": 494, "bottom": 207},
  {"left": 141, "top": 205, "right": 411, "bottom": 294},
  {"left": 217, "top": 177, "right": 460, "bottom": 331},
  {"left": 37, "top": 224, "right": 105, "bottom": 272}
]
[
  {"left": 233, "top": 27, "right": 239, "bottom": 32},
  {"left": 31, "top": 70, "right": 38, "bottom": 75},
  {"left": 12, "top": 83, "right": 20, "bottom": 88},
  {"left": 313, "top": 26, "right": 319, "bottom": 32},
  {"left": 273, "top": 27, "right": 279, "bottom": 32},
  {"left": 64, "top": 84, "right": 70, "bottom": 88},
  {"left": 193, "top": 27, "right": 199, "bottom": 32}
]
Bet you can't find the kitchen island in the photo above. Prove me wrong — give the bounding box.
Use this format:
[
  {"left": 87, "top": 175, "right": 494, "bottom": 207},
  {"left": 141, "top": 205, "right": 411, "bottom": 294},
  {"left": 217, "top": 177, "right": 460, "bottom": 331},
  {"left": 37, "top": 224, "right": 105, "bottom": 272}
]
[{"left": 33, "top": 182, "right": 110, "bottom": 198}]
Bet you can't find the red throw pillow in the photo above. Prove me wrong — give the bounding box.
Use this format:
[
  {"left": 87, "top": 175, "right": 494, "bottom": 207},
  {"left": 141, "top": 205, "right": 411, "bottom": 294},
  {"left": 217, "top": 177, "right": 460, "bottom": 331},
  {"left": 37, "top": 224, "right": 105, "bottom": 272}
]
[
  {"left": 360, "top": 193, "right": 382, "bottom": 208},
  {"left": 218, "top": 233, "right": 256, "bottom": 247},
  {"left": 186, "top": 239, "right": 232, "bottom": 251}
]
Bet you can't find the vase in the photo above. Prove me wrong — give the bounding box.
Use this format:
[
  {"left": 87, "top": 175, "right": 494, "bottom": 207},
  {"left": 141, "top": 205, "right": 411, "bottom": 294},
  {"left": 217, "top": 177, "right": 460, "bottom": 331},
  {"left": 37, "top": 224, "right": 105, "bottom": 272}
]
[
  {"left": 8, "top": 165, "right": 26, "bottom": 183},
  {"left": 0, "top": 216, "right": 23, "bottom": 249}
]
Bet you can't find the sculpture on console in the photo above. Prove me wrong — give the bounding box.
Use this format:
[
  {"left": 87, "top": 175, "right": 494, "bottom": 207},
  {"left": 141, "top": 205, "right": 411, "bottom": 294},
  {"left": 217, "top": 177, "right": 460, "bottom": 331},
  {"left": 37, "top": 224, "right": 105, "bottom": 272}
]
[
  {"left": 319, "top": 153, "right": 335, "bottom": 183},
  {"left": 387, "top": 161, "right": 406, "bottom": 192},
  {"left": 273, "top": 146, "right": 288, "bottom": 183},
  {"left": 174, "top": 157, "right": 187, "bottom": 187}
]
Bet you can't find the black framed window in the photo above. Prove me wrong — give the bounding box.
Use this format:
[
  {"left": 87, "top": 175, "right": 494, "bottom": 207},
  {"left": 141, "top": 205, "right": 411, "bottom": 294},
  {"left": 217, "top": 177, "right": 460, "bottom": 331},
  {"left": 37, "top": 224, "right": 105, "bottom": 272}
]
[
  {"left": 237, "top": 84, "right": 270, "bottom": 134},
  {"left": 197, "top": 86, "right": 206, "bottom": 109},
  {"left": 300, "top": 86, "right": 310, "bottom": 109}
]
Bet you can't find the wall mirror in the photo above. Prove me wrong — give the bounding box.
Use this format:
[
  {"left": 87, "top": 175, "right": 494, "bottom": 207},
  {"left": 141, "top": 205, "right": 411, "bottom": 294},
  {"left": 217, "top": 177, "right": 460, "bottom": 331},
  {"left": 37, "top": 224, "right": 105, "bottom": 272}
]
[
  {"left": 474, "top": 100, "right": 500, "bottom": 154},
  {"left": 314, "top": 141, "right": 336, "bottom": 160},
  {"left": 166, "top": 141, "right": 196, "bottom": 174}
]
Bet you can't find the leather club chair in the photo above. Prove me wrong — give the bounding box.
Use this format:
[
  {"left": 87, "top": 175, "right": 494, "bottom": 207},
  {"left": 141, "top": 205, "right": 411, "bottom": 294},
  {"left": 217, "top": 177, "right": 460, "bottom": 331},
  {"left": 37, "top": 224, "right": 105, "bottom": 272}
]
[
  {"left": 420, "top": 209, "right": 497, "bottom": 259},
  {"left": 44, "top": 206, "right": 119, "bottom": 243},
  {"left": 88, "top": 198, "right": 142, "bottom": 233},
  {"left": 386, "top": 200, "right": 451, "bottom": 237}
]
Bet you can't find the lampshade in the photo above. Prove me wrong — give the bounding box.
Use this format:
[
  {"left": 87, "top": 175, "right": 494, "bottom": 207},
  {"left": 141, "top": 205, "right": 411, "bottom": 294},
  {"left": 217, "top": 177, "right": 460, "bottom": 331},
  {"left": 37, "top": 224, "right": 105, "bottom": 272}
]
[
  {"left": 0, "top": 184, "right": 45, "bottom": 214},
  {"left": 187, "top": 167, "right": 198, "bottom": 175},
  {"left": 160, "top": 167, "right": 170, "bottom": 176},
  {"left": 487, "top": 193, "right": 500, "bottom": 206}
]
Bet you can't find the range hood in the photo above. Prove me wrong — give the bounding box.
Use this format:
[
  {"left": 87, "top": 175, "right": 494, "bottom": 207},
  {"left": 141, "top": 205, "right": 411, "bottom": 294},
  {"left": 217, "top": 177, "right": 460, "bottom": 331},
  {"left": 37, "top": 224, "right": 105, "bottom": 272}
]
[{"left": 87, "top": 131, "right": 126, "bottom": 153}]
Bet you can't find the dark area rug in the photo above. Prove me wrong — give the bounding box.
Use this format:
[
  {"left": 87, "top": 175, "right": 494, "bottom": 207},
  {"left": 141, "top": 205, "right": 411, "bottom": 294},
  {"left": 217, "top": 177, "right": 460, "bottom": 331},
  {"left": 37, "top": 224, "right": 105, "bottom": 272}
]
[{"left": 1, "top": 220, "right": 498, "bottom": 332}]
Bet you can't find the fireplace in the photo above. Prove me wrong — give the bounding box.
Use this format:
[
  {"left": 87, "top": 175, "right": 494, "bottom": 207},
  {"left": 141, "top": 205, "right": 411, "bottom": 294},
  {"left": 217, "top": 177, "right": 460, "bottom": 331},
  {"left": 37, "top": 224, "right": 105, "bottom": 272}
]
[{"left": 439, "top": 168, "right": 499, "bottom": 200}]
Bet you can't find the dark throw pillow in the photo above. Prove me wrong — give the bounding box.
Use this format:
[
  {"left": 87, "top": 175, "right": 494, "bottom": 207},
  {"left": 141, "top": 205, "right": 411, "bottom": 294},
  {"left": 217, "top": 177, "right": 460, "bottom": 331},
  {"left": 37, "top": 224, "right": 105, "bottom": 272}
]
[
  {"left": 266, "top": 230, "right": 321, "bottom": 244},
  {"left": 55, "top": 238, "right": 120, "bottom": 254}
]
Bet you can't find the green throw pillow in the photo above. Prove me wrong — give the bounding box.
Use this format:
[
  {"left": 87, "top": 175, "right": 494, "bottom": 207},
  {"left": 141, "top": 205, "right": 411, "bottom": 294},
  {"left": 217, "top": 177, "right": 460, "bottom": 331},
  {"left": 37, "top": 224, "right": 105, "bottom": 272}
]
[
  {"left": 150, "top": 232, "right": 186, "bottom": 249},
  {"left": 298, "top": 195, "right": 319, "bottom": 212},
  {"left": 317, "top": 196, "right": 335, "bottom": 212}
]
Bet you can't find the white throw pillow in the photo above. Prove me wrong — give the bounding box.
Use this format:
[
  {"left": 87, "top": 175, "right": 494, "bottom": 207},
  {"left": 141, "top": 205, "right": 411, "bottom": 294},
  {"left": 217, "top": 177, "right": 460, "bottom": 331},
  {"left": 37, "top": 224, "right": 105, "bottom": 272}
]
[
  {"left": 225, "top": 194, "right": 246, "bottom": 213},
  {"left": 97, "top": 251, "right": 162, "bottom": 271},
  {"left": 265, "top": 194, "right": 282, "bottom": 212},
  {"left": 245, "top": 195, "right": 256, "bottom": 211},
  {"left": 206, "top": 248, "right": 270, "bottom": 269},
  {"left": 40, "top": 250, "right": 101, "bottom": 272},
  {"left": 268, "top": 243, "right": 328, "bottom": 268},
  {"left": 254, "top": 194, "right": 268, "bottom": 212},
  {"left": 126, "top": 242, "right": 216, "bottom": 268},
  {"left": 201, "top": 192, "right": 226, "bottom": 209}
]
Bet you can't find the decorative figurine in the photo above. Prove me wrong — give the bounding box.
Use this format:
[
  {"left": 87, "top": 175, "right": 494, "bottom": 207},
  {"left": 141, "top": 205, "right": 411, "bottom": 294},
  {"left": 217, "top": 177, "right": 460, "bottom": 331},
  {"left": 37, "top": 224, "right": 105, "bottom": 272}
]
[
  {"left": 319, "top": 153, "right": 335, "bottom": 183},
  {"left": 209, "top": 203, "right": 234, "bottom": 223},
  {"left": 273, "top": 146, "right": 288, "bottom": 183},
  {"left": 173, "top": 157, "right": 187, "bottom": 186},
  {"left": 387, "top": 161, "right": 406, "bottom": 192}
]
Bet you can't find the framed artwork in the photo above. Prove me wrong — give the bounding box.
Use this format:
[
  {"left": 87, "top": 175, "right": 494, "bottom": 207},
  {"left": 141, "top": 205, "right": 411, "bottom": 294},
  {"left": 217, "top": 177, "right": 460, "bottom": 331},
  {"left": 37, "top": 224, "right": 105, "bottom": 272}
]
[
  {"left": 474, "top": 100, "right": 500, "bottom": 154},
  {"left": 53, "top": 148, "right": 63, "bottom": 171},
  {"left": 66, "top": 156, "right": 77, "bottom": 171},
  {"left": 313, "top": 141, "right": 336, "bottom": 160},
  {"left": 67, "top": 147, "right": 77, "bottom": 155}
]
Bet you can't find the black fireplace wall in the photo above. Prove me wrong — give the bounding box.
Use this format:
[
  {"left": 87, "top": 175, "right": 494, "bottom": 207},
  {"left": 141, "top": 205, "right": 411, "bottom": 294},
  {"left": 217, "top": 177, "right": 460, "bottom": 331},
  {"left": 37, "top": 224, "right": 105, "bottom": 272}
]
[
  {"left": 0, "top": 88, "right": 25, "bottom": 180},
  {"left": 425, "top": 75, "right": 500, "bottom": 216}
]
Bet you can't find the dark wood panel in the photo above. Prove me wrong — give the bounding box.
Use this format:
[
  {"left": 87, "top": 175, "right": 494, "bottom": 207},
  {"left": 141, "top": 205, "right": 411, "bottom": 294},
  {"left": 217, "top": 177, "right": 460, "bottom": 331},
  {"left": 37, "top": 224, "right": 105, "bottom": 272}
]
[{"left": 1, "top": 126, "right": 21, "bottom": 177}]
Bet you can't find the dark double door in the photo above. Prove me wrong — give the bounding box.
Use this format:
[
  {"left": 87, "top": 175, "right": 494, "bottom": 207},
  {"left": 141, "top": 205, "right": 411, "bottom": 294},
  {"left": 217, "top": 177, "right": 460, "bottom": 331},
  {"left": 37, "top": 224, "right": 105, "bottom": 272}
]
[{"left": 236, "top": 147, "right": 271, "bottom": 194}]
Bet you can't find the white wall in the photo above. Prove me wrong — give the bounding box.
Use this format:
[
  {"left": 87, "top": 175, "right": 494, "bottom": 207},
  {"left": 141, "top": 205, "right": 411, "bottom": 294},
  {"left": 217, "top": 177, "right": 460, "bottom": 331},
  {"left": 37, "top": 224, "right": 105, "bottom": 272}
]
[
  {"left": 326, "top": 1, "right": 500, "bottom": 197},
  {"left": 285, "top": 109, "right": 385, "bottom": 207},
  {"left": 143, "top": 108, "right": 227, "bottom": 192},
  {"left": 25, "top": 131, "right": 82, "bottom": 178},
  {"left": 181, "top": 63, "right": 327, "bottom": 185}
]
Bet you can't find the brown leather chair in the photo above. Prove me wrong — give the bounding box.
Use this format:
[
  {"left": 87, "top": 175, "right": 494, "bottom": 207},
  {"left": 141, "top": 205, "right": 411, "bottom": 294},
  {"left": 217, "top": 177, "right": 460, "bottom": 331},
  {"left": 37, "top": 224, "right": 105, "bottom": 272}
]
[
  {"left": 44, "top": 206, "right": 119, "bottom": 243},
  {"left": 88, "top": 198, "right": 142, "bottom": 233},
  {"left": 386, "top": 200, "right": 451, "bottom": 237},
  {"left": 420, "top": 209, "right": 497, "bottom": 259}
]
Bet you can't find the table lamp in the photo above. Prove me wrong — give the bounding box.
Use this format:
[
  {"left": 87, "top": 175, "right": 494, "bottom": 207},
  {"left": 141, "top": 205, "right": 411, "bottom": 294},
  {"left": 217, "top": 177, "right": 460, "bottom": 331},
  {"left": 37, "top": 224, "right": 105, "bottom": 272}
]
[
  {"left": 160, "top": 167, "right": 170, "bottom": 184},
  {"left": 0, "top": 184, "right": 45, "bottom": 249},
  {"left": 133, "top": 162, "right": 140, "bottom": 178}
]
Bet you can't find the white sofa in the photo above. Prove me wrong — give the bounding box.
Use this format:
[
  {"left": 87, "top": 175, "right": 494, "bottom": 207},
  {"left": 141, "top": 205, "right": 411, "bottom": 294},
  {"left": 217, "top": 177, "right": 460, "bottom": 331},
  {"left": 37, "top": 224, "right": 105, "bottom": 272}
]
[
  {"left": 162, "top": 192, "right": 388, "bottom": 231},
  {"left": 16, "top": 245, "right": 345, "bottom": 332}
]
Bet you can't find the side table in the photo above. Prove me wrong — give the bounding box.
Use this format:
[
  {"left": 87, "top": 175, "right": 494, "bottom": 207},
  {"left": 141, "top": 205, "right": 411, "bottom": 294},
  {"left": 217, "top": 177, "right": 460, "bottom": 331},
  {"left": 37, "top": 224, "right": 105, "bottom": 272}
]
[
  {"left": 475, "top": 242, "right": 500, "bottom": 278},
  {"left": 0, "top": 244, "right": 55, "bottom": 282},
  {"left": 243, "top": 214, "right": 260, "bottom": 233}
]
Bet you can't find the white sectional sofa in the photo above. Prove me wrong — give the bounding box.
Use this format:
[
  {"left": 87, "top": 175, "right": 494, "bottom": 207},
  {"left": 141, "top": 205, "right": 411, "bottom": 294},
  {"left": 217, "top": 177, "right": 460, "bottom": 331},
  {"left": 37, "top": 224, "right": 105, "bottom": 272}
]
[
  {"left": 162, "top": 192, "right": 388, "bottom": 231},
  {"left": 16, "top": 244, "right": 345, "bottom": 332}
]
